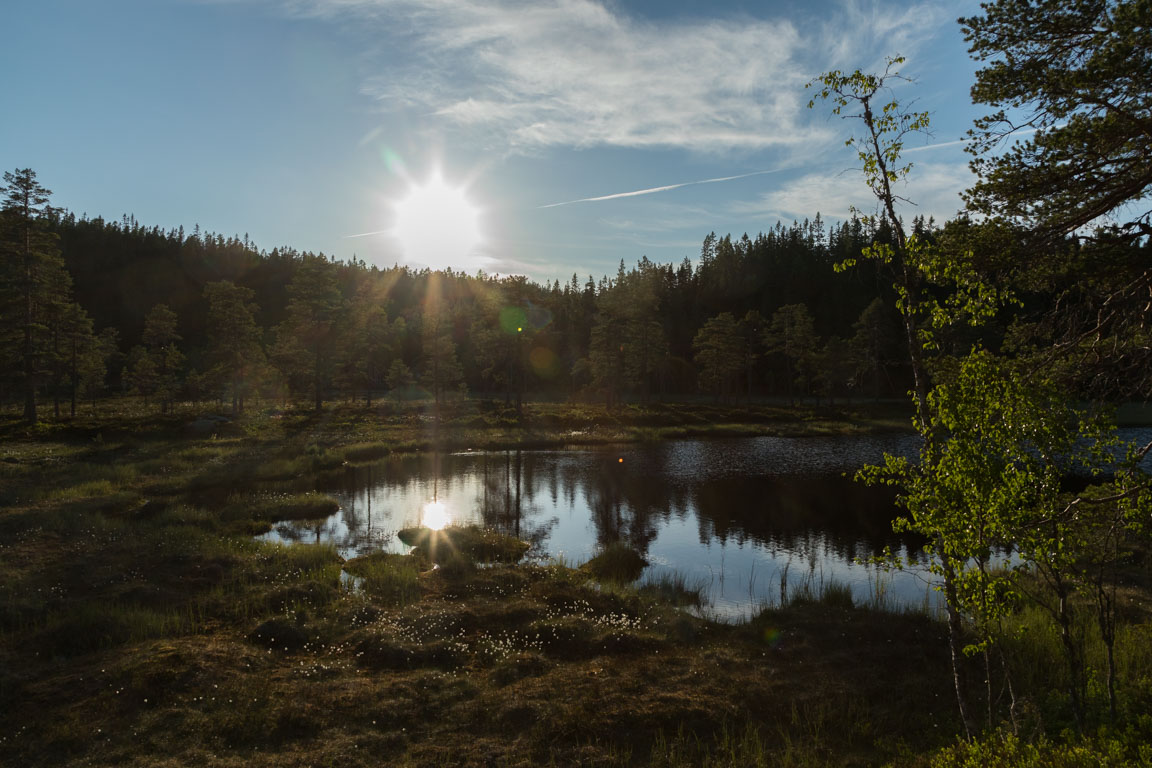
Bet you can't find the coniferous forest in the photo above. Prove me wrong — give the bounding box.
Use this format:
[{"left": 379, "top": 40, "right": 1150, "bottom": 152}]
[{"left": 5, "top": 195, "right": 1147, "bottom": 420}]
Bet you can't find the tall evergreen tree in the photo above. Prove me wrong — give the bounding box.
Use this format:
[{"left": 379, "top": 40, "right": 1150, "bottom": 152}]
[
  {"left": 60, "top": 302, "right": 98, "bottom": 417},
  {"left": 0, "top": 169, "right": 70, "bottom": 424}
]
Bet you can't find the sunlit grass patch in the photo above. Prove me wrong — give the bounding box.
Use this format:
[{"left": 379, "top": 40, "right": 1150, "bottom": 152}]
[
  {"left": 242, "top": 541, "right": 344, "bottom": 589},
  {"left": 250, "top": 456, "right": 306, "bottom": 481},
  {"left": 398, "top": 524, "right": 530, "bottom": 564},
  {"left": 927, "top": 730, "right": 1152, "bottom": 768},
  {"left": 46, "top": 478, "right": 119, "bottom": 500}
]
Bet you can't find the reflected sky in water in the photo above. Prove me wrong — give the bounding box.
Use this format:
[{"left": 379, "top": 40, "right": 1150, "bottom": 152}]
[
  {"left": 257, "top": 429, "right": 1151, "bottom": 619},
  {"left": 262, "top": 434, "right": 962, "bottom": 619}
]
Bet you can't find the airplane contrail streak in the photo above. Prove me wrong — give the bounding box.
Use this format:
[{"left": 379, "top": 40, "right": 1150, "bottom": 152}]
[
  {"left": 903, "top": 126, "right": 1046, "bottom": 154},
  {"left": 537, "top": 168, "right": 785, "bottom": 209}
]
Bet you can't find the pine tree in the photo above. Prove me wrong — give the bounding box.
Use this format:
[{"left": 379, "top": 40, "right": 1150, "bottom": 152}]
[
  {"left": 60, "top": 302, "right": 98, "bottom": 418},
  {"left": 0, "top": 169, "right": 70, "bottom": 424},
  {"left": 693, "top": 312, "right": 742, "bottom": 402},
  {"left": 962, "top": 0, "right": 1152, "bottom": 245},
  {"left": 385, "top": 358, "right": 416, "bottom": 401}
]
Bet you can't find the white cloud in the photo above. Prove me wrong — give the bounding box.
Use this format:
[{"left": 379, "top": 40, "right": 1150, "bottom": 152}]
[
  {"left": 741, "top": 160, "right": 973, "bottom": 225},
  {"left": 277, "top": 0, "right": 952, "bottom": 153}
]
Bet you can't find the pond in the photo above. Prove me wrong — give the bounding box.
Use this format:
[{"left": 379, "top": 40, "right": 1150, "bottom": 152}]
[
  {"left": 261, "top": 428, "right": 1152, "bottom": 619},
  {"left": 260, "top": 433, "right": 950, "bottom": 619}
]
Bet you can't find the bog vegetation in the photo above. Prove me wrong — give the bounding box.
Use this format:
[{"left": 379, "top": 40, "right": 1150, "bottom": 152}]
[{"left": 2, "top": 0, "right": 1151, "bottom": 765}]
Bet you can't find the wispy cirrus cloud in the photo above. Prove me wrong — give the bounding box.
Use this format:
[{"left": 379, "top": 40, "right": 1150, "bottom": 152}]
[
  {"left": 737, "top": 160, "right": 973, "bottom": 224},
  {"left": 275, "top": 0, "right": 953, "bottom": 154}
]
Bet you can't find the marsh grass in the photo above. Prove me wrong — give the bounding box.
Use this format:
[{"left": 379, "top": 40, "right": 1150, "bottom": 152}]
[
  {"left": 926, "top": 729, "right": 1152, "bottom": 768},
  {"left": 221, "top": 491, "right": 340, "bottom": 524},
  {"left": 2, "top": 400, "right": 1148, "bottom": 768},
  {"left": 398, "top": 525, "right": 530, "bottom": 564},
  {"left": 582, "top": 542, "right": 648, "bottom": 583},
  {"left": 34, "top": 602, "right": 199, "bottom": 658},
  {"left": 340, "top": 442, "right": 392, "bottom": 463},
  {"left": 637, "top": 571, "right": 707, "bottom": 609},
  {"left": 343, "top": 552, "right": 423, "bottom": 606},
  {"left": 781, "top": 573, "right": 854, "bottom": 610}
]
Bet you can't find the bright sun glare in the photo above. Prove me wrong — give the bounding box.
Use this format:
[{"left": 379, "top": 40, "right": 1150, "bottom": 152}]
[
  {"left": 421, "top": 500, "right": 452, "bottom": 531},
  {"left": 391, "top": 174, "right": 482, "bottom": 271}
]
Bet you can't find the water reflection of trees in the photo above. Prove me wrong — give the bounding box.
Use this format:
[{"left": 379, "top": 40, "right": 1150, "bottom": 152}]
[
  {"left": 691, "top": 476, "right": 928, "bottom": 565},
  {"left": 475, "top": 451, "right": 556, "bottom": 554},
  {"left": 572, "top": 445, "right": 686, "bottom": 557},
  {"left": 318, "top": 441, "right": 929, "bottom": 567}
]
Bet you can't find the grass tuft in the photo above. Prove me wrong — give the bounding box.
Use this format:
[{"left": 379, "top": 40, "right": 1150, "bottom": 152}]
[
  {"left": 583, "top": 542, "right": 648, "bottom": 583},
  {"left": 398, "top": 525, "right": 530, "bottom": 564},
  {"left": 637, "top": 571, "right": 707, "bottom": 609},
  {"left": 343, "top": 552, "right": 424, "bottom": 605}
]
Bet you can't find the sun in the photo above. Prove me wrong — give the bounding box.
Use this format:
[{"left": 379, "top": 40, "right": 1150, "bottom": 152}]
[
  {"left": 421, "top": 500, "right": 452, "bottom": 531},
  {"left": 391, "top": 173, "right": 483, "bottom": 271}
]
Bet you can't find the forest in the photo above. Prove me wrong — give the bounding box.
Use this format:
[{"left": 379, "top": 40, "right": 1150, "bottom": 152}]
[
  {"left": 3, "top": 188, "right": 1146, "bottom": 421},
  {"left": 3, "top": 189, "right": 925, "bottom": 418}
]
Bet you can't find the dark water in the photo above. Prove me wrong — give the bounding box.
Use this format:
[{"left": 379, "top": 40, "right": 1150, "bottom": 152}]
[{"left": 260, "top": 434, "right": 951, "bottom": 619}]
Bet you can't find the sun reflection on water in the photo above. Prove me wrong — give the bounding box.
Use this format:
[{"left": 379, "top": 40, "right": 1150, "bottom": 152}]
[{"left": 422, "top": 500, "right": 451, "bottom": 531}]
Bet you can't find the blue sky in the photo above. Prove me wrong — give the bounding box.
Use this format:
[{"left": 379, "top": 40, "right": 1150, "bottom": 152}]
[{"left": 2, "top": 0, "right": 986, "bottom": 283}]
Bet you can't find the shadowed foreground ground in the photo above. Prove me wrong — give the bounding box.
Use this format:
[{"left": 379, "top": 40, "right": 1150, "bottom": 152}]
[{"left": 2, "top": 400, "right": 1149, "bottom": 766}]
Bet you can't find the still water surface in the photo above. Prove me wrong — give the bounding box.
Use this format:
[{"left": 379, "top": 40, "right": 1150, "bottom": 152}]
[{"left": 261, "top": 434, "right": 953, "bottom": 619}]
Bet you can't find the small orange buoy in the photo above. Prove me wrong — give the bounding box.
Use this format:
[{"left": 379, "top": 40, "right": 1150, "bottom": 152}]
[{"left": 618, "top": 457, "right": 624, "bottom": 463}]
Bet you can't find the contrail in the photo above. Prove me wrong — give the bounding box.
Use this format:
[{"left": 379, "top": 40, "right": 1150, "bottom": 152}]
[
  {"left": 904, "top": 138, "right": 968, "bottom": 154},
  {"left": 537, "top": 168, "right": 786, "bottom": 209},
  {"left": 342, "top": 229, "right": 390, "bottom": 239},
  {"left": 904, "top": 126, "right": 1046, "bottom": 154}
]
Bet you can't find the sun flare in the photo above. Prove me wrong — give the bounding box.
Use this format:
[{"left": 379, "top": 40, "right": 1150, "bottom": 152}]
[
  {"left": 391, "top": 174, "right": 482, "bottom": 271},
  {"left": 421, "top": 500, "right": 452, "bottom": 531}
]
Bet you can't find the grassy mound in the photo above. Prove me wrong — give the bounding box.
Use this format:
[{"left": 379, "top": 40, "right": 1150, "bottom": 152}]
[
  {"left": 582, "top": 542, "right": 648, "bottom": 583},
  {"left": 397, "top": 524, "right": 530, "bottom": 564}
]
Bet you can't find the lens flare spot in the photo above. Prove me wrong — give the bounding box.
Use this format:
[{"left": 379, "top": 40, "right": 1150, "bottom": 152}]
[
  {"left": 421, "top": 500, "right": 451, "bottom": 531},
  {"left": 499, "top": 306, "right": 527, "bottom": 335},
  {"left": 529, "top": 346, "right": 558, "bottom": 378}
]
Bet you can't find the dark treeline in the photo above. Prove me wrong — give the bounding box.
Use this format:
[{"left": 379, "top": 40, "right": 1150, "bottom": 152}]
[
  {"left": 2, "top": 174, "right": 1137, "bottom": 420},
  {"left": 0, "top": 191, "right": 921, "bottom": 419}
]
